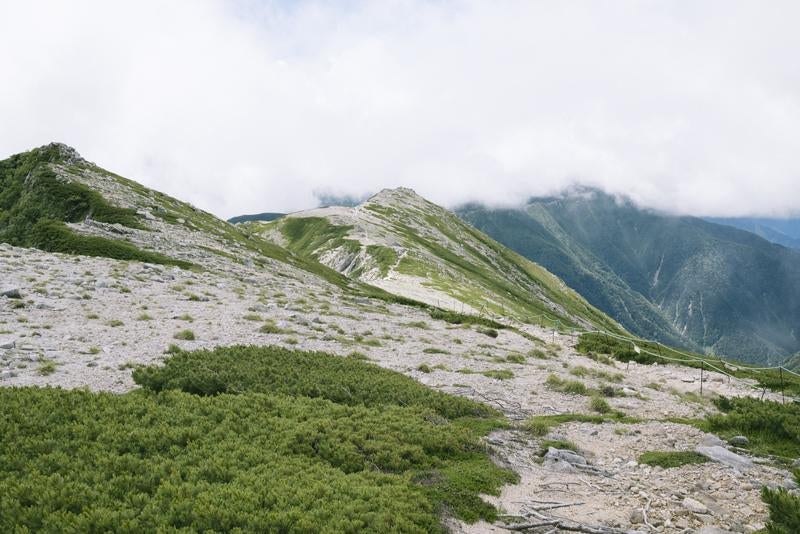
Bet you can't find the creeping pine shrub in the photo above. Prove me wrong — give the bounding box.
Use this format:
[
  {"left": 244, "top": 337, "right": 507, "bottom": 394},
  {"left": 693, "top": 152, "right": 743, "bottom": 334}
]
[
  {"left": 762, "top": 470, "right": 800, "bottom": 534},
  {"left": 638, "top": 451, "right": 709, "bottom": 468},
  {"left": 0, "top": 346, "right": 516, "bottom": 532},
  {"left": 705, "top": 397, "right": 800, "bottom": 459}
]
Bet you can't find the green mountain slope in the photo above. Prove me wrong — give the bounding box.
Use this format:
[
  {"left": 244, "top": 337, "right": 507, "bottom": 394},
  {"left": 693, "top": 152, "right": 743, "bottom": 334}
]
[
  {"left": 0, "top": 143, "right": 383, "bottom": 297},
  {"left": 457, "top": 189, "right": 800, "bottom": 364},
  {"left": 251, "top": 188, "right": 624, "bottom": 333},
  {"left": 707, "top": 217, "right": 800, "bottom": 250}
]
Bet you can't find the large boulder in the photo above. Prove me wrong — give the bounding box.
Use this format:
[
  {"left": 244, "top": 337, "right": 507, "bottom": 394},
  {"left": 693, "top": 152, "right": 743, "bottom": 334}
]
[{"left": 695, "top": 445, "right": 752, "bottom": 470}]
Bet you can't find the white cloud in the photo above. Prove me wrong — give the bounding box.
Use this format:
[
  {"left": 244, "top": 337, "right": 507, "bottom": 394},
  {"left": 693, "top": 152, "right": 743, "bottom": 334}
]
[{"left": 1, "top": 0, "right": 799, "bottom": 218}]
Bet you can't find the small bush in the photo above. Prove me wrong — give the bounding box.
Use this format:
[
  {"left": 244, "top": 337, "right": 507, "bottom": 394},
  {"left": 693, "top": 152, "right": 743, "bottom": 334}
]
[
  {"left": 482, "top": 370, "right": 514, "bottom": 380},
  {"left": 423, "top": 347, "right": 448, "bottom": 354},
  {"left": 505, "top": 354, "right": 525, "bottom": 364},
  {"left": 528, "top": 349, "right": 550, "bottom": 360},
  {"left": 37, "top": 361, "right": 57, "bottom": 376},
  {"left": 173, "top": 329, "right": 196, "bottom": 341},
  {"left": 589, "top": 396, "right": 612, "bottom": 414},
  {"left": 638, "top": 451, "right": 709, "bottom": 468},
  {"left": 762, "top": 470, "right": 800, "bottom": 534},
  {"left": 242, "top": 313, "right": 262, "bottom": 321},
  {"left": 477, "top": 327, "right": 499, "bottom": 338},
  {"left": 108, "top": 319, "right": 124, "bottom": 327},
  {"left": 417, "top": 364, "right": 433, "bottom": 373},
  {"left": 545, "top": 374, "right": 587, "bottom": 395},
  {"left": 538, "top": 439, "right": 578, "bottom": 456},
  {"left": 136, "top": 313, "right": 153, "bottom": 321},
  {"left": 429, "top": 309, "right": 504, "bottom": 330}
]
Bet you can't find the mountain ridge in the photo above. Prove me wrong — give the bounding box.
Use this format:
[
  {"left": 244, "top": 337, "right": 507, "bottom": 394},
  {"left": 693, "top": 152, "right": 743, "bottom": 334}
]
[{"left": 458, "top": 189, "right": 800, "bottom": 364}]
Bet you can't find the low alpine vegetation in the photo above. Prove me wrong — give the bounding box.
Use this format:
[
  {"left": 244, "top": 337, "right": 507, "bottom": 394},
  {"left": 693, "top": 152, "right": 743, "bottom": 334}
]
[
  {"left": 638, "top": 451, "right": 709, "bottom": 468},
  {"left": 0, "top": 345, "right": 516, "bottom": 532}
]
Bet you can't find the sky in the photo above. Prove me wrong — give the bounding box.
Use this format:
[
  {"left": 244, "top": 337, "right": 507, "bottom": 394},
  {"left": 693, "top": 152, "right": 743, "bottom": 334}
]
[{"left": 1, "top": 1, "right": 799, "bottom": 219}]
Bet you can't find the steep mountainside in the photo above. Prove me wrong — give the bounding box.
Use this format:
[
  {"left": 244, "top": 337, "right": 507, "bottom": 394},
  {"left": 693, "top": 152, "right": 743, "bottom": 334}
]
[
  {"left": 249, "top": 188, "right": 623, "bottom": 333},
  {"left": 458, "top": 190, "right": 800, "bottom": 364},
  {"left": 707, "top": 217, "right": 800, "bottom": 250}
]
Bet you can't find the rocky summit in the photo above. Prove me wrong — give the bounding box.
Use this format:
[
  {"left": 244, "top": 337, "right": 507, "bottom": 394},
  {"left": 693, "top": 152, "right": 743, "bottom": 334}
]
[{"left": 1, "top": 144, "right": 798, "bottom": 533}]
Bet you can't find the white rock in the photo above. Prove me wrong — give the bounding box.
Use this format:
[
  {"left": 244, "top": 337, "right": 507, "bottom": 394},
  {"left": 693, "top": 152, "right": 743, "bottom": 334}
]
[
  {"left": 696, "top": 445, "right": 753, "bottom": 470},
  {"left": 683, "top": 496, "right": 709, "bottom": 514}
]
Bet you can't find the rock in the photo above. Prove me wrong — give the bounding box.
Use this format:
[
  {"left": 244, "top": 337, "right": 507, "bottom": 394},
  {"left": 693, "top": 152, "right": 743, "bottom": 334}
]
[
  {"left": 622, "top": 387, "right": 638, "bottom": 396},
  {"left": 0, "top": 369, "right": 17, "bottom": 380},
  {"left": 698, "top": 527, "right": 735, "bottom": 534},
  {"left": 544, "top": 458, "right": 578, "bottom": 473},
  {"left": 137, "top": 209, "right": 156, "bottom": 220},
  {"left": 683, "top": 496, "right": 709, "bottom": 514},
  {"left": 701, "top": 435, "right": 728, "bottom": 447},
  {"left": 729, "top": 436, "right": 750, "bottom": 447},
  {"left": 1, "top": 288, "right": 22, "bottom": 299},
  {"left": 544, "top": 447, "right": 587, "bottom": 466},
  {"left": 0, "top": 339, "right": 15, "bottom": 350},
  {"left": 696, "top": 445, "right": 753, "bottom": 470},
  {"left": 629, "top": 509, "right": 644, "bottom": 524},
  {"left": 792, "top": 458, "right": 800, "bottom": 468}
]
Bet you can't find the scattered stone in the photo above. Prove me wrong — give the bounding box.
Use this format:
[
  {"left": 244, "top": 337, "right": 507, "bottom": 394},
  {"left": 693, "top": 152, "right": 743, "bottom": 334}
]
[
  {"left": 544, "top": 447, "right": 587, "bottom": 466},
  {"left": 698, "top": 527, "right": 735, "bottom": 534},
  {"left": 683, "top": 497, "right": 709, "bottom": 514},
  {"left": 696, "top": 445, "right": 753, "bottom": 470},
  {"left": 1, "top": 287, "right": 22, "bottom": 299},
  {"left": 0, "top": 339, "right": 15, "bottom": 350},
  {"left": 629, "top": 509, "right": 644, "bottom": 524}
]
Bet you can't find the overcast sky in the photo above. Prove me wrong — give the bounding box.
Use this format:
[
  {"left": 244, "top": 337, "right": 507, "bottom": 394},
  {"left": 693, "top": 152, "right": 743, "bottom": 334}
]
[{"left": 1, "top": 1, "right": 799, "bottom": 218}]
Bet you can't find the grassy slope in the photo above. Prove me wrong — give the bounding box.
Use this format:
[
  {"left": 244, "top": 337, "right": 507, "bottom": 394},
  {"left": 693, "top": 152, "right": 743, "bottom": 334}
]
[
  {"left": 0, "top": 145, "right": 191, "bottom": 268},
  {"left": 270, "top": 196, "right": 624, "bottom": 333}
]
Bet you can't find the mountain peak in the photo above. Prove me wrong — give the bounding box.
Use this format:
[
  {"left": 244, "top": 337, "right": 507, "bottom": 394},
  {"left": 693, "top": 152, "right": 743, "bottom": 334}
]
[
  {"left": 365, "top": 187, "right": 427, "bottom": 207},
  {"left": 37, "top": 142, "right": 86, "bottom": 165}
]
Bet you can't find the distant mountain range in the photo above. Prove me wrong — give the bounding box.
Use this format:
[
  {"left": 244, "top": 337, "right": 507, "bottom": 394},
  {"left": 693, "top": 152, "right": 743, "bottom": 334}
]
[
  {"left": 457, "top": 189, "right": 800, "bottom": 365},
  {"left": 705, "top": 217, "right": 800, "bottom": 250}
]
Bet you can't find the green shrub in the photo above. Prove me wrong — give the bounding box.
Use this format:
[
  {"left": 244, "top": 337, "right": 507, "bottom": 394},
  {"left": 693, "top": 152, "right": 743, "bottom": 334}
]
[
  {"left": 523, "top": 413, "right": 638, "bottom": 436},
  {"left": 545, "top": 374, "right": 588, "bottom": 395},
  {"left": 638, "top": 451, "right": 709, "bottom": 468},
  {"left": 0, "top": 345, "right": 517, "bottom": 531},
  {"left": 36, "top": 361, "right": 57, "bottom": 376},
  {"left": 528, "top": 349, "right": 550, "bottom": 360},
  {"left": 538, "top": 439, "right": 578, "bottom": 456},
  {"left": 173, "top": 329, "right": 196, "bottom": 341},
  {"left": 477, "top": 327, "right": 499, "bottom": 338},
  {"left": 505, "top": 354, "right": 525, "bottom": 364},
  {"left": 762, "top": 470, "right": 800, "bottom": 534},
  {"left": 481, "top": 370, "right": 514, "bottom": 380},
  {"left": 417, "top": 364, "right": 433, "bottom": 373},
  {"left": 133, "top": 346, "right": 496, "bottom": 420},
  {"left": 31, "top": 219, "right": 192, "bottom": 268},
  {"left": 705, "top": 397, "right": 800, "bottom": 459},
  {"left": 589, "top": 396, "right": 612, "bottom": 414},
  {"left": 428, "top": 309, "right": 505, "bottom": 330},
  {"left": 423, "top": 347, "right": 448, "bottom": 354}
]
